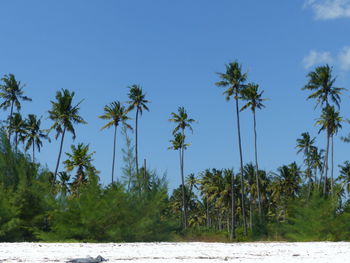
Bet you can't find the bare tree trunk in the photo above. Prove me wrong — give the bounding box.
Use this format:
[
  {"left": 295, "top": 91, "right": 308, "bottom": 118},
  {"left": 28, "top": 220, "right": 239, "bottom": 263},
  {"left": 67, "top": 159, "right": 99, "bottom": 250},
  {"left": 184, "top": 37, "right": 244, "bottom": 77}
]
[
  {"left": 253, "top": 110, "right": 262, "bottom": 217},
  {"left": 331, "top": 135, "right": 334, "bottom": 195},
  {"left": 230, "top": 171, "right": 236, "bottom": 240},
  {"left": 54, "top": 127, "right": 66, "bottom": 184},
  {"left": 323, "top": 131, "right": 330, "bottom": 196},
  {"left": 179, "top": 147, "right": 187, "bottom": 229},
  {"left": 111, "top": 124, "right": 117, "bottom": 184},
  {"left": 8, "top": 100, "right": 14, "bottom": 141},
  {"left": 135, "top": 108, "right": 139, "bottom": 175},
  {"left": 235, "top": 96, "right": 247, "bottom": 235},
  {"left": 33, "top": 142, "right": 35, "bottom": 163}
]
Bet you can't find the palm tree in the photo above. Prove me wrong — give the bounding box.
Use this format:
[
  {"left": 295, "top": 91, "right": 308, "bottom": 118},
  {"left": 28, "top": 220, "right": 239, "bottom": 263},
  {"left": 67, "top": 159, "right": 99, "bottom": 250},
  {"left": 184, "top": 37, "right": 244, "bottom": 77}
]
[
  {"left": 169, "top": 106, "right": 195, "bottom": 229},
  {"left": 302, "top": 64, "right": 343, "bottom": 109},
  {"left": 296, "top": 132, "right": 315, "bottom": 197},
  {"left": 240, "top": 83, "right": 266, "bottom": 217},
  {"left": 99, "top": 101, "right": 132, "bottom": 184},
  {"left": 315, "top": 105, "right": 342, "bottom": 195},
  {"left": 48, "top": 89, "right": 86, "bottom": 183},
  {"left": 8, "top": 112, "right": 25, "bottom": 152},
  {"left": 0, "top": 74, "right": 32, "bottom": 140},
  {"left": 63, "top": 143, "right": 95, "bottom": 192},
  {"left": 169, "top": 132, "right": 190, "bottom": 229},
  {"left": 22, "top": 114, "right": 50, "bottom": 162},
  {"left": 127, "top": 85, "right": 149, "bottom": 175},
  {"left": 58, "top": 171, "right": 71, "bottom": 196},
  {"left": 215, "top": 61, "right": 248, "bottom": 235}
]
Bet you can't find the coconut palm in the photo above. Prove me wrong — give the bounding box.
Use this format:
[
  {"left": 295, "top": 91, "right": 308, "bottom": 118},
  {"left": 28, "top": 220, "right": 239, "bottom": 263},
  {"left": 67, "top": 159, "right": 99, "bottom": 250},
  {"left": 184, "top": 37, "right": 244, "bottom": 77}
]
[
  {"left": 169, "top": 132, "right": 190, "bottom": 229},
  {"left": 240, "top": 83, "right": 266, "bottom": 217},
  {"left": 63, "top": 143, "right": 95, "bottom": 192},
  {"left": 8, "top": 112, "right": 25, "bottom": 152},
  {"left": 315, "top": 105, "right": 342, "bottom": 195},
  {"left": 302, "top": 64, "right": 343, "bottom": 109},
  {"left": 215, "top": 61, "right": 248, "bottom": 235},
  {"left": 48, "top": 89, "right": 86, "bottom": 183},
  {"left": 296, "top": 132, "right": 315, "bottom": 196},
  {"left": 0, "top": 74, "right": 32, "bottom": 140},
  {"left": 99, "top": 101, "right": 132, "bottom": 184},
  {"left": 127, "top": 85, "right": 149, "bottom": 175},
  {"left": 22, "top": 114, "right": 50, "bottom": 162}
]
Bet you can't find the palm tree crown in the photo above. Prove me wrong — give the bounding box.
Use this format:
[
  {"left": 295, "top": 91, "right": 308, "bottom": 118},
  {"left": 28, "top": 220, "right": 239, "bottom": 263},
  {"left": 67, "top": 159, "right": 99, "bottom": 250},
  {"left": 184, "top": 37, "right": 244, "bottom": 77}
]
[
  {"left": 48, "top": 89, "right": 86, "bottom": 140},
  {"left": 22, "top": 114, "right": 50, "bottom": 162},
  {"left": 0, "top": 73, "right": 32, "bottom": 113},
  {"left": 302, "top": 64, "right": 344, "bottom": 108},
  {"left": 215, "top": 61, "right": 247, "bottom": 100},
  {"left": 127, "top": 85, "right": 149, "bottom": 114},
  {"left": 169, "top": 106, "right": 195, "bottom": 134},
  {"left": 240, "top": 83, "right": 266, "bottom": 112},
  {"left": 99, "top": 101, "right": 132, "bottom": 130}
]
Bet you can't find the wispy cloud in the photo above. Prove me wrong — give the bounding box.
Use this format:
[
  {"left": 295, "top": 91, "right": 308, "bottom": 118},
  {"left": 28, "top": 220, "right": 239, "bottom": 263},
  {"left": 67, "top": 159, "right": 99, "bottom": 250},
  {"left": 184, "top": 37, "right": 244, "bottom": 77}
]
[
  {"left": 302, "top": 50, "right": 333, "bottom": 69},
  {"left": 338, "top": 46, "right": 350, "bottom": 70},
  {"left": 303, "top": 47, "right": 350, "bottom": 71},
  {"left": 305, "top": 0, "right": 350, "bottom": 20}
]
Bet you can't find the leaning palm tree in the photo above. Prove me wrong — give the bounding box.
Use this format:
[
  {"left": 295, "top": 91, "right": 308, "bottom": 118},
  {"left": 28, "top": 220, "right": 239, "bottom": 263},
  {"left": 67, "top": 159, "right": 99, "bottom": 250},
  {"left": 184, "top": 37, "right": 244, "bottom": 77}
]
[
  {"left": 215, "top": 61, "right": 248, "bottom": 235},
  {"left": 0, "top": 74, "right": 32, "bottom": 140},
  {"left": 48, "top": 89, "right": 86, "bottom": 183},
  {"left": 127, "top": 85, "right": 149, "bottom": 175},
  {"left": 22, "top": 114, "right": 50, "bottom": 162},
  {"left": 240, "top": 83, "right": 266, "bottom": 217},
  {"left": 316, "top": 105, "right": 342, "bottom": 195},
  {"left": 302, "top": 64, "right": 343, "bottom": 108},
  {"left": 169, "top": 132, "right": 190, "bottom": 229},
  {"left": 99, "top": 101, "right": 132, "bottom": 184}
]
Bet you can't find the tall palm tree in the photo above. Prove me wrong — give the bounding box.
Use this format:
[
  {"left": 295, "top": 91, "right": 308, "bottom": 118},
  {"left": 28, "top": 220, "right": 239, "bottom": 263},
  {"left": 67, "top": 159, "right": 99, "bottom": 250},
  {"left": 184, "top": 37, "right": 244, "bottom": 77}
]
[
  {"left": 63, "top": 143, "right": 95, "bottom": 192},
  {"left": 0, "top": 74, "right": 32, "bottom": 140},
  {"left": 8, "top": 112, "right": 25, "bottom": 152},
  {"left": 169, "top": 106, "right": 195, "bottom": 229},
  {"left": 302, "top": 64, "right": 343, "bottom": 108},
  {"left": 215, "top": 61, "right": 248, "bottom": 235},
  {"left": 127, "top": 85, "right": 149, "bottom": 175},
  {"left": 240, "top": 83, "right": 266, "bottom": 217},
  {"left": 316, "top": 105, "right": 342, "bottom": 195},
  {"left": 169, "top": 132, "right": 190, "bottom": 229},
  {"left": 48, "top": 89, "right": 86, "bottom": 183},
  {"left": 99, "top": 101, "right": 132, "bottom": 184},
  {"left": 22, "top": 114, "right": 50, "bottom": 162}
]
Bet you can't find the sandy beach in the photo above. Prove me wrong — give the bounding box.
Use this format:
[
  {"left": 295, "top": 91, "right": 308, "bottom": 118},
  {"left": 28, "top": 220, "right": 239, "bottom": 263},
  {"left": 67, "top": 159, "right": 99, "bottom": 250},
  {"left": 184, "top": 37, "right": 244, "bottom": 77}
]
[{"left": 0, "top": 242, "right": 349, "bottom": 262}]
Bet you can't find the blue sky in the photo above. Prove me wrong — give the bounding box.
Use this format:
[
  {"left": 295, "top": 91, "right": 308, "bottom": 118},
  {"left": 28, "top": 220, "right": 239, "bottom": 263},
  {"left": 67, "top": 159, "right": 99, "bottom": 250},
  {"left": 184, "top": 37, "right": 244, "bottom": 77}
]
[{"left": 0, "top": 0, "right": 350, "bottom": 190}]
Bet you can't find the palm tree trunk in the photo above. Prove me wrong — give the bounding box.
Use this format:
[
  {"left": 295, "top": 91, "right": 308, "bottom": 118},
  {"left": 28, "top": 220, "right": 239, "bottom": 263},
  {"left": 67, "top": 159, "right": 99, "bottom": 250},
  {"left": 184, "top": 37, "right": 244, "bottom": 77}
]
[
  {"left": 331, "top": 135, "right": 334, "bottom": 195},
  {"left": 8, "top": 100, "right": 14, "bottom": 141},
  {"left": 230, "top": 171, "right": 236, "bottom": 240},
  {"left": 135, "top": 108, "right": 139, "bottom": 175},
  {"left": 179, "top": 147, "right": 187, "bottom": 229},
  {"left": 111, "top": 124, "right": 117, "bottom": 184},
  {"left": 15, "top": 132, "right": 18, "bottom": 153},
  {"left": 235, "top": 95, "right": 247, "bottom": 235},
  {"left": 323, "top": 132, "right": 330, "bottom": 196},
  {"left": 32, "top": 142, "right": 35, "bottom": 163},
  {"left": 54, "top": 127, "right": 66, "bottom": 184},
  {"left": 253, "top": 110, "right": 262, "bottom": 217}
]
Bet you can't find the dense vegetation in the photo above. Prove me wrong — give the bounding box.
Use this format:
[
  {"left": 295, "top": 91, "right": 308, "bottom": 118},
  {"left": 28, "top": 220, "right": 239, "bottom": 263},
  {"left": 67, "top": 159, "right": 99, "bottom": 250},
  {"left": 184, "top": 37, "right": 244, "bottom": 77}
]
[{"left": 1, "top": 62, "right": 350, "bottom": 242}]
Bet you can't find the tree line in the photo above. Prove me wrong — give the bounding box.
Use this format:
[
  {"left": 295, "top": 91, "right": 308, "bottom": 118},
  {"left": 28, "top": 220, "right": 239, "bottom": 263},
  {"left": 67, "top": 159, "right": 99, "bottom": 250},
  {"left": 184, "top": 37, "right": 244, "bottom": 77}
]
[{"left": 0, "top": 61, "right": 350, "bottom": 242}]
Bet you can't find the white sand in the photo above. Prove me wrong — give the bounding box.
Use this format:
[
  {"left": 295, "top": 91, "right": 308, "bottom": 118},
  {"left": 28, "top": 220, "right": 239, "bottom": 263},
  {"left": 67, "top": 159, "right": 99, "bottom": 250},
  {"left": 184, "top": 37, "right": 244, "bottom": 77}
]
[{"left": 0, "top": 242, "right": 349, "bottom": 262}]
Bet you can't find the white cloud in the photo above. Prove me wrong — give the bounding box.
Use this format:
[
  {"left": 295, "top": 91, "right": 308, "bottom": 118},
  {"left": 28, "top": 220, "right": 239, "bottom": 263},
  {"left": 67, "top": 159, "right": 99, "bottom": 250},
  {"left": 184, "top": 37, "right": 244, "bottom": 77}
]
[
  {"left": 302, "top": 50, "right": 333, "bottom": 69},
  {"left": 338, "top": 46, "right": 350, "bottom": 70},
  {"left": 305, "top": 0, "right": 350, "bottom": 20}
]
